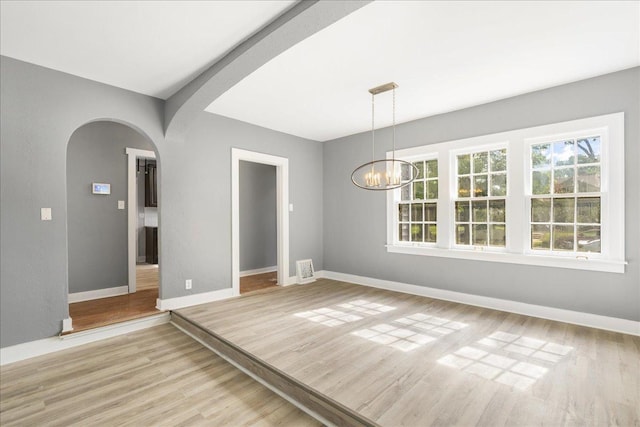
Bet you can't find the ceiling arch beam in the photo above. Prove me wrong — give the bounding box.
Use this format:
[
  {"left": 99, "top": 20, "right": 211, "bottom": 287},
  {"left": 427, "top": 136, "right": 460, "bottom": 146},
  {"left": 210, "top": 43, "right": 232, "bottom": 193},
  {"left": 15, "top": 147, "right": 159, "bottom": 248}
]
[{"left": 164, "top": 0, "right": 371, "bottom": 141}]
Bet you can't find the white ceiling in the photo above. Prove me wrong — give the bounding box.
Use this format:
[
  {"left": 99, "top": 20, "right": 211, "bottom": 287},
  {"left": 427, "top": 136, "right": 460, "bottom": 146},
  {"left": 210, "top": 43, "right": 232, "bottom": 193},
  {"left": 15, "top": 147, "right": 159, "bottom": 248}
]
[
  {"left": 1, "top": 1, "right": 638, "bottom": 141},
  {"left": 0, "top": 0, "right": 295, "bottom": 99},
  {"left": 207, "top": 1, "right": 640, "bottom": 141}
]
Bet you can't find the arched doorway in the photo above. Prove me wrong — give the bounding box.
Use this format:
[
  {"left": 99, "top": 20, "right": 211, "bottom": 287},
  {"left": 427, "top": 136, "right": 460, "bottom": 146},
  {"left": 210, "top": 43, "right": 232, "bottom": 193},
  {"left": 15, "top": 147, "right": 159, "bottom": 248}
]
[{"left": 66, "top": 120, "right": 161, "bottom": 332}]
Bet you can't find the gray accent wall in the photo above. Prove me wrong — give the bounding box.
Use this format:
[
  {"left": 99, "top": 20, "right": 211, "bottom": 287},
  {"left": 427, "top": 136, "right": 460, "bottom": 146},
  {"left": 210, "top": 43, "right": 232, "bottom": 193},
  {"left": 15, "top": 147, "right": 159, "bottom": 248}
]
[
  {"left": 239, "top": 161, "right": 277, "bottom": 272},
  {"left": 323, "top": 67, "right": 640, "bottom": 322},
  {"left": 67, "top": 121, "right": 153, "bottom": 294},
  {"left": 1, "top": 56, "right": 323, "bottom": 347}
]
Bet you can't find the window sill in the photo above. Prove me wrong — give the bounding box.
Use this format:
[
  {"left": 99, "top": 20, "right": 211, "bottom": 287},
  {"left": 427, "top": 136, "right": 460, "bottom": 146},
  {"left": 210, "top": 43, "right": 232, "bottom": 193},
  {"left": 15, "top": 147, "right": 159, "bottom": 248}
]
[{"left": 386, "top": 244, "right": 626, "bottom": 274}]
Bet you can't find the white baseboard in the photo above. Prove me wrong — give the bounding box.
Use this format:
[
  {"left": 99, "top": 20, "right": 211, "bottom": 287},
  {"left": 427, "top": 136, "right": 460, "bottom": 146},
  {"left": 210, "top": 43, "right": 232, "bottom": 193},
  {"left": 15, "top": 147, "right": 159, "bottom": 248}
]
[
  {"left": 156, "top": 288, "right": 234, "bottom": 311},
  {"left": 62, "top": 317, "right": 73, "bottom": 333},
  {"left": 321, "top": 270, "right": 640, "bottom": 337},
  {"left": 240, "top": 266, "right": 277, "bottom": 277},
  {"left": 0, "top": 313, "right": 170, "bottom": 366},
  {"left": 68, "top": 286, "right": 128, "bottom": 303}
]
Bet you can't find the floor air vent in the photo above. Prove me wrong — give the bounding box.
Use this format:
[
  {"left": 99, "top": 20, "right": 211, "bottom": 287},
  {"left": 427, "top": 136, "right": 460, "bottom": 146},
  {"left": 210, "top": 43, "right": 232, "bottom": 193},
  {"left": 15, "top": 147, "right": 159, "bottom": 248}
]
[{"left": 296, "top": 259, "right": 315, "bottom": 284}]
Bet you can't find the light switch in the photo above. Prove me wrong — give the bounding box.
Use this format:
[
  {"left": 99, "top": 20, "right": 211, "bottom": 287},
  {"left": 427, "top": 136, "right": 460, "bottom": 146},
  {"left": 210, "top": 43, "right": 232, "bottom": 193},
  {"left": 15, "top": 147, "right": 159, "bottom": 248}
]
[
  {"left": 118, "top": 200, "right": 125, "bottom": 209},
  {"left": 289, "top": 203, "right": 294, "bottom": 212},
  {"left": 41, "top": 208, "right": 52, "bottom": 221}
]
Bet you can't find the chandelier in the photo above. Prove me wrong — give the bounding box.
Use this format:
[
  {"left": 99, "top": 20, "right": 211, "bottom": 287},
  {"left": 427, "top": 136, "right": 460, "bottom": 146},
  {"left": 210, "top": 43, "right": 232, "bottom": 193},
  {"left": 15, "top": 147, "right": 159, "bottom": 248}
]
[{"left": 351, "top": 82, "right": 417, "bottom": 191}]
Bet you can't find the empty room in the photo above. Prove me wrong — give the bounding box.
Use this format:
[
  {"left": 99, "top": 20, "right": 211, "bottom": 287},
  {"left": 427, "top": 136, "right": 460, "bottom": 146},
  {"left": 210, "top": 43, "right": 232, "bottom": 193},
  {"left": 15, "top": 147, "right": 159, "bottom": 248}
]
[{"left": 1, "top": 1, "right": 638, "bottom": 426}]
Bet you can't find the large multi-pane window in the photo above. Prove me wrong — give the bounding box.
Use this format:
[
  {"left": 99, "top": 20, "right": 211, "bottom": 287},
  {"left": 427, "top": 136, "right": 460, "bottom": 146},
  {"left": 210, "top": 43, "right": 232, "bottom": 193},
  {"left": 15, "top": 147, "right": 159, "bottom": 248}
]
[
  {"left": 529, "top": 137, "right": 601, "bottom": 253},
  {"left": 387, "top": 113, "right": 624, "bottom": 273},
  {"left": 398, "top": 159, "right": 438, "bottom": 243},
  {"left": 454, "top": 148, "right": 507, "bottom": 247}
]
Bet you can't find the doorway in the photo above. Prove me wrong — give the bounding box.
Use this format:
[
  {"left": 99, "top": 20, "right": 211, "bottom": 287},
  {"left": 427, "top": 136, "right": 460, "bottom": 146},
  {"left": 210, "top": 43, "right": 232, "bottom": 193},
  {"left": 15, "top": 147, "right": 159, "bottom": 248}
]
[
  {"left": 239, "top": 160, "right": 277, "bottom": 294},
  {"left": 231, "top": 149, "right": 289, "bottom": 296},
  {"left": 66, "top": 122, "right": 160, "bottom": 333}
]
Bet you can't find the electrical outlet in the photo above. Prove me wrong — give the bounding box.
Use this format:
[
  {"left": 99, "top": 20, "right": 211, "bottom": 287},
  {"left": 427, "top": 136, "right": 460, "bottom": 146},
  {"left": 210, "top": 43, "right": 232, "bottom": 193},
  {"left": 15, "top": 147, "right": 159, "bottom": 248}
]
[{"left": 185, "top": 279, "right": 192, "bottom": 290}]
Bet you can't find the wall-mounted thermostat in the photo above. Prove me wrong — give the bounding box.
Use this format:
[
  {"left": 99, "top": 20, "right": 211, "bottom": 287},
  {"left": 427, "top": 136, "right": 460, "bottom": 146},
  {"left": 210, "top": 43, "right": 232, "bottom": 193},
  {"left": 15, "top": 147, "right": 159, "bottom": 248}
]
[{"left": 92, "top": 183, "right": 111, "bottom": 194}]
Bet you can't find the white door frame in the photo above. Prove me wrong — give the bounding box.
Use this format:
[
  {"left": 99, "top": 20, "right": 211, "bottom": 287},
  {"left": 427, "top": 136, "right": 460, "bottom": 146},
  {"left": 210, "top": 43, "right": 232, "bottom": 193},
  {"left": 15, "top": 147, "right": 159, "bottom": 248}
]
[
  {"left": 232, "top": 148, "right": 289, "bottom": 296},
  {"left": 126, "top": 147, "right": 156, "bottom": 293}
]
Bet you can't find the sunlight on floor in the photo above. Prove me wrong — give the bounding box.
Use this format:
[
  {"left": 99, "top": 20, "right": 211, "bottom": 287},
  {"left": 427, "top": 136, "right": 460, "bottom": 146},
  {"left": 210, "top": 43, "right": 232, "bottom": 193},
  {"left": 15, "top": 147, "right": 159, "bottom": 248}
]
[
  {"left": 293, "top": 299, "right": 396, "bottom": 327},
  {"left": 437, "top": 331, "right": 573, "bottom": 390},
  {"left": 352, "top": 313, "right": 469, "bottom": 352}
]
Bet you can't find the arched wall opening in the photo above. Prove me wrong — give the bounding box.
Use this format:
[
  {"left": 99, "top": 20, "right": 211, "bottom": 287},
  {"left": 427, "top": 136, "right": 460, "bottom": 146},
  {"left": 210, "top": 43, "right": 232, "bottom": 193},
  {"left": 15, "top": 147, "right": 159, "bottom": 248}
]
[{"left": 66, "top": 119, "right": 161, "bottom": 331}]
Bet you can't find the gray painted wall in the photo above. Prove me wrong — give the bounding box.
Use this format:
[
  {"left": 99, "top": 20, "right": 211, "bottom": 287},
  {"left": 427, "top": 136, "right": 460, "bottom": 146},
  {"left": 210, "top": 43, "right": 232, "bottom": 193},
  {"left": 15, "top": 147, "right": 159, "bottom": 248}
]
[
  {"left": 67, "top": 121, "right": 153, "bottom": 293},
  {"left": 239, "top": 161, "right": 277, "bottom": 272},
  {"left": 1, "top": 56, "right": 165, "bottom": 348},
  {"left": 160, "top": 112, "right": 323, "bottom": 299},
  {"left": 324, "top": 67, "right": 640, "bottom": 322},
  {"left": 1, "top": 56, "right": 323, "bottom": 347}
]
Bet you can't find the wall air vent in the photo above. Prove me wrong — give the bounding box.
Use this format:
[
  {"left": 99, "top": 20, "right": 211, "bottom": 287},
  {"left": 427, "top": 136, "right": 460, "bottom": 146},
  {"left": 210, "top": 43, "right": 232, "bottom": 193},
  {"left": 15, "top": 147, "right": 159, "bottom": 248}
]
[{"left": 296, "top": 259, "right": 315, "bottom": 284}]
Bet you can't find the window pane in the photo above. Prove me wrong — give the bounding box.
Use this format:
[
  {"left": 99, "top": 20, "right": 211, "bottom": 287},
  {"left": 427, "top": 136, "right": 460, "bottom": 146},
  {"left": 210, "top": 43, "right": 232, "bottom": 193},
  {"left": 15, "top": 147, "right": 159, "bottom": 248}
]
[
  {"left": 472, "top": 200, "right": 487, "bottom": 222},
  {"left": 473, "top": 224, "right": 488, "bottom": 245},
  {"left": 426, "top": 224, "right": 437, "bottom": 243},
  {"left": 411, "top": 203, "right": 423, "bottom": 222},
  {"left": 532, "top": 170, "right": 551, "bottom": 195},
  {"left": 553, "top": 198, "right": 575, "bottom": 223},
  {"left": 490, "top": 173, "right": 507, "bottom": 197},
  {"left": 490, "top": 149, "right": 507, "bottom": 172},
  {"left": 399, "top": 223, "right": 410, "bottom": 242},
  {"left": 577, "top": 226, "right": 601, "bottom": 253},
  {"left": 456, "top": 201, "right": 470, "bottom": 222},
  {"left": 577, "top": 136, "right": 601, "bottom": 164},
  {"left": 426, "top": 160, "right": 438, "bottom": 178},
  {"left": 401, "top": 185, "right": 410, "bottom": 201},
  {"left": 458, "top": 177, "right": 471, "bottom": 197},
  {"left": 489, "top": 200, "right": 506, "bottom": 223},
  {"left": 425, "top": 203, "right": 437, "bottom": 222},
  {"left": 413, "top": 181, "right": 424, "bottom": 200},
  {"left": 531, "top": 224, "right": 551, "bottom": 249},
  {"left": 401, "top": 163, "right": 411, "bottom": 181},
  {"left": 531, "top": 144, "right": 551, "bottom": 168},
  {"left": 411, "top": 224, "right": 424, "bottom": 242},
  {"left": 456, "top": 224, "right": 470, "bottom": 245},
  {"left": 473, "top": 152, "right": 488, "bottom": 173},
  {"left": 473, "top": 175, "right": 488, "bottom": 197},
  {"left": 577, "top": 166, "right": 600, "bottom": 192},
  {"left": 398, "top": 204, "right": 410, "bottom": 222},
  {"left": 489, "top": 224, "right": 506, "bottom": 247},
  {"left": 553, "top": 140, "right": 575, "bottom": 166},
  {"left": 414, "top": 161, "right": 424, "bottom": 179},
  {"left": 458, "top": 154, "right": 470, "bottom": 175},
  {"left": 531, "top": 198, "right": 551, "bottom": 223},
  {"left": 427, "top": 179, "right": 438, "bottom": 199},
  {"left": 552, "top": 225, "right": 574, "bottom": 251},
  {"left": 554, "top": 168, "right": 574, "bottom": 194},
  {"left": 577, "top": 197, "right": 600, "bottom": 224}
]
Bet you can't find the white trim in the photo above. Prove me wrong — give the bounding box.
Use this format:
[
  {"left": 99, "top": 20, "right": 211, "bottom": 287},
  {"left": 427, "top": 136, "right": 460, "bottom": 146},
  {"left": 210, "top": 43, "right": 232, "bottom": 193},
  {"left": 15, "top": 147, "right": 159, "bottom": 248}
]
[
  {"left": 156, "top": 288, "right": 234, "bottom": 311},
  {"left": 240, "top": 265, "right": 277, "bottom": 277},
  {"left": 68, "top": 286, "right": 129, "bottom": 303},
  {"left": 0, "top": 313, "right": 170, "bottom": 366},
  {"left": 170, "top": 321, "right": 335, "bottom": 427},
  {"left": 232, "top": 148, "right": 289, "bottom": 296},
  {"left": 126, "top": 147, "right": 156, "bottom": 294},
  {"left": 62, "top": 317, "right": 73, "bottom": 333},
  {"left": 386, "top": 113, "right": 626, "bottom": 273},
  {"left": 321, "top": 270, "right": 640, "bottom": 337}
]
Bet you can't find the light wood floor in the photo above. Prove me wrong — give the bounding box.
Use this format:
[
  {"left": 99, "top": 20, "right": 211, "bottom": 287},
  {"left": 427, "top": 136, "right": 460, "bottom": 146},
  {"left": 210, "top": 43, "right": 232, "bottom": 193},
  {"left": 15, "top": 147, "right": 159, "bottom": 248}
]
[
  {"left": 240, "top": 271, "right": 278, "bottom": 294},
  {"left": 176, "top": 279, "right": 640, "bottom": 426},
  {"left": 0, "top": 324, "right": 320, "bottom": 427},
  {"left": 68, "top": 264, "right": 160, "bottom": 332}
]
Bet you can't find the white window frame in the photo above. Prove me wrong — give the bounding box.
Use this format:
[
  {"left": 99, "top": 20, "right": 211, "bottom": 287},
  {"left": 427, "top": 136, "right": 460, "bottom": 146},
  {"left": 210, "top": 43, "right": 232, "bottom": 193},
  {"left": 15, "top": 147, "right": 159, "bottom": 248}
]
[{"left": 386, "top": 113, "right": 626, "bottom": 273}]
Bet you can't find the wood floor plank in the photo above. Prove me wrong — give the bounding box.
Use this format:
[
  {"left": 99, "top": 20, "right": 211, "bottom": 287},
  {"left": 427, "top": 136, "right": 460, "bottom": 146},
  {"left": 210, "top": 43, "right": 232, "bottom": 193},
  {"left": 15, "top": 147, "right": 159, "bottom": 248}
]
[
  {"left": 0, "top": 324, "right": 320, "bottom": 427},
  {"left": 175, "top": 278, "right": 640, "bottom": 427}
]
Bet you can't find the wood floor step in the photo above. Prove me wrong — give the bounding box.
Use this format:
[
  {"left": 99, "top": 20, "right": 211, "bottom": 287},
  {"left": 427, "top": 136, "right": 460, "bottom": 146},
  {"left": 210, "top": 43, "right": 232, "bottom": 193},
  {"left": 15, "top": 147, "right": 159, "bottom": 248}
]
[{"left": 170, "top": 311, "right": 379, "bottom": 427}]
